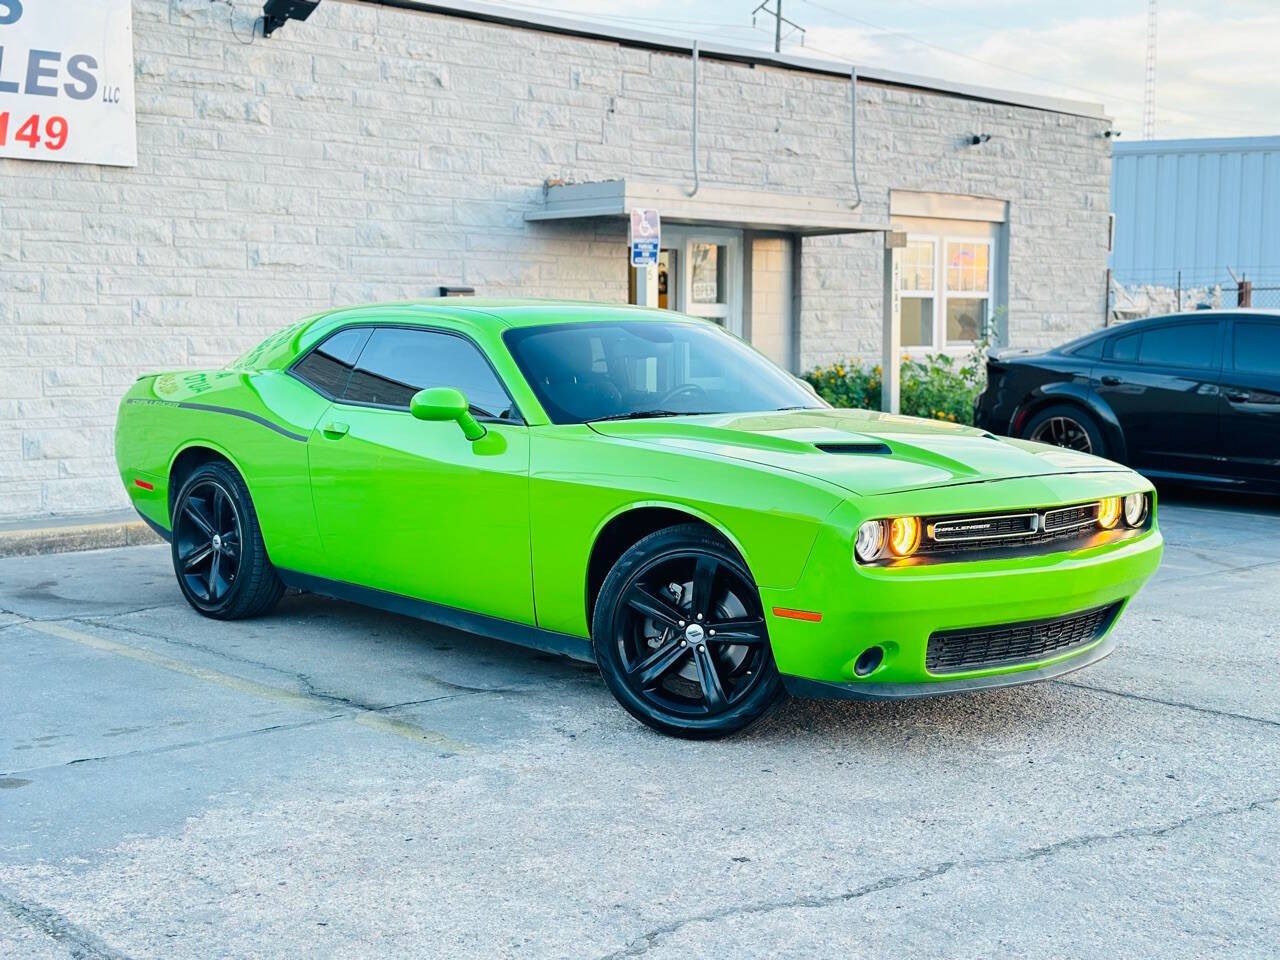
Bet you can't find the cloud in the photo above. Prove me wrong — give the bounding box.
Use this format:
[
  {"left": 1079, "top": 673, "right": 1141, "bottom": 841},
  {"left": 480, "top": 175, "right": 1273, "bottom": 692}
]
[{"left": 798, "top": 7, "right": 1279, "bottom": 138}]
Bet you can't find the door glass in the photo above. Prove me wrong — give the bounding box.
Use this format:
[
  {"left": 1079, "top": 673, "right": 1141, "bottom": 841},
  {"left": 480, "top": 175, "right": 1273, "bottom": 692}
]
[
  {"left": 342, "top": 327, "right": 516, "bottom": 419},
  {"left": 657, "top": 249, "right": 674, "bottom": 309},
  {"left": 1137, "top": 322, "right": 1217, "bottom": 368},
  {"left": 690, "top": 243, "right": 726, "bottom": 307},
  {"left": 1233, "top": 322, "right": 1280, "bottom": 375},
  {"left": 1110, "top": 332, "right": 1140, "bottom": 362}
]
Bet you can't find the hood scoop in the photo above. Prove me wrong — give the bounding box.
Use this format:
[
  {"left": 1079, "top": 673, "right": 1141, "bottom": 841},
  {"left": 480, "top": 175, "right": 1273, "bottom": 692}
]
[{"left": 814, "top": 441, "right": 891, "bottom": 455}]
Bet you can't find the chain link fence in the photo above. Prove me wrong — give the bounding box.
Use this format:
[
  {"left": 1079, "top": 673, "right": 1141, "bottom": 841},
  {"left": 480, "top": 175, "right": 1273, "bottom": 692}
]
[{"left": 1106, "top": 267, "right": 1279, "bottom": 324}]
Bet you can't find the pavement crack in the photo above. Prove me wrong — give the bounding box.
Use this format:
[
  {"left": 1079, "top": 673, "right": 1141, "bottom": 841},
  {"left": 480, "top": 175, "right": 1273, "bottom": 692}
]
[
  {"left": 0, "top": 886, "right": 136, "bottom": 960},
  {"left": 598, "top": 794, "right": 1280, "bottom": 959},
  {"left": 2, "top": 717, "right": 346, "bottom": 778},
  {"left": 1054, "top": 678, "right": 1280, "bottom": 730}
]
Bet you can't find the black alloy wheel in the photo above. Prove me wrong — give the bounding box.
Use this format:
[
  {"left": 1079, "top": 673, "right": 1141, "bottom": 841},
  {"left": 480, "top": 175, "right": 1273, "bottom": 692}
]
[
  {"left": 592, "top": 524, "right": 785, "bottom": 738},
  {"left": 1023, "top": 404, "right": 1107, "bottom": 458},
  {"left": 175, "top": 478, "right": 242, "bottom": 605},
  {"left": 170, "top": 461, "right": 285, "bottom": 620}
]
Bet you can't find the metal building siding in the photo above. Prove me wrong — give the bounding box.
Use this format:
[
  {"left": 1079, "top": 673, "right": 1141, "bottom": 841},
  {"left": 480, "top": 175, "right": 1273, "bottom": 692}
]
[{"left": 1110, "top": 136, "right": 1280, "bottom": 284}]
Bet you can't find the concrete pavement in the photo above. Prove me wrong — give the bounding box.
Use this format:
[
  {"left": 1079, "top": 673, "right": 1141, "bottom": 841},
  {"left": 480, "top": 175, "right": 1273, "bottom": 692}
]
[{"left": 1, "top": 494, "right": 1278, "bottom": 959}]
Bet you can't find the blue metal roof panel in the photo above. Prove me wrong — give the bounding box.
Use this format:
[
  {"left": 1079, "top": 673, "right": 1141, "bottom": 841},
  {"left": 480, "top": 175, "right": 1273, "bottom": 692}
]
[{"left": 1111, "top": 136, "right": 1280, "bottom": 286}]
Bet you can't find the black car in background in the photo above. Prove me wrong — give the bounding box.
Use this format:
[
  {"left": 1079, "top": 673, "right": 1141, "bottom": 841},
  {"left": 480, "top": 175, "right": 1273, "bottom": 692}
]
[{"left": 974, "top": 310, "right": 1280, "bottom": 494}]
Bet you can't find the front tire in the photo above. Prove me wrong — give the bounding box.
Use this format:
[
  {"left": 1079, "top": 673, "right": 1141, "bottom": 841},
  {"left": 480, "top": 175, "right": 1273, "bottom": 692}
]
[
  {"left": 592, "top": 524, "right": 785, "bottom": 739},
  {"left": 171, "top": 461, "right": 285, "bottom": 620}
]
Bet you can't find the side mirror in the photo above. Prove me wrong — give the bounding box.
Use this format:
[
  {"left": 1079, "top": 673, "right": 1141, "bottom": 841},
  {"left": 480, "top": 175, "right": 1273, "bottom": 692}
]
[{"left": 409, "top": 387, "right": 487, "bottom": 441}]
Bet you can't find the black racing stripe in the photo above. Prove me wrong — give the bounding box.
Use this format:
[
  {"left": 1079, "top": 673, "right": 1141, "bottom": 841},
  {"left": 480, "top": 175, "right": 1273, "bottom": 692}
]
[
  {"left": 177, "top": 403, "right": 309, "bottom": 442},
  {"left": 125, "top": 398, "right": 308, "bottom": 442}
]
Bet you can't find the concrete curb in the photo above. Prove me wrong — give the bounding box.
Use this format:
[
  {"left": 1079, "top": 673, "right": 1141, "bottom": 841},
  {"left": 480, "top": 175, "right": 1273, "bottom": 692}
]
[{"left": 0, "top": 516, "right": 163, "bottom": 558}]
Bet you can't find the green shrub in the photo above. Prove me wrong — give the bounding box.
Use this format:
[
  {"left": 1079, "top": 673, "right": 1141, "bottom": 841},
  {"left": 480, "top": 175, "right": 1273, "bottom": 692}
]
[{"left": 803, "top": 341, "right": 989, "bottom": 426}]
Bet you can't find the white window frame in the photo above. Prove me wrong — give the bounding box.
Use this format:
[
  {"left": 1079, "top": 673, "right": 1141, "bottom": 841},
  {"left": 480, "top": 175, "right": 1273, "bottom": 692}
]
[
  {"left": 898, "top": 233, "right": 993, "bottom": 350},
  {"left": 900, "top": 235, "right": 938, "bottom": 349},
  {"left": 941, "top": 234, "right": 992, "bottom": 348}
]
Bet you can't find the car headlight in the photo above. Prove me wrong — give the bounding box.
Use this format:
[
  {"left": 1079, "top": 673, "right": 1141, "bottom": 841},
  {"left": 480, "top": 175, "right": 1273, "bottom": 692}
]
[
  {"left": 888, "top": 516, "right": 921, "bottom": 557},
  {"left": 1097, "top": 497, "right": 1122, "bottom": 529},
  {"left": 1123, "top": 492, "right": 1149, "bottom": 527},
  {"left": 855, "top": 520, "right": 885, "bottom": 563},
  {"left": 855, "top": 516, "right": 921, "bottom": 563}
]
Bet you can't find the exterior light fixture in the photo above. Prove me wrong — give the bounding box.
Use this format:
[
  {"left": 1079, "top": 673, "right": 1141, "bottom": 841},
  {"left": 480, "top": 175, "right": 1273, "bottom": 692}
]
[
  {"left": 439, "top": 286, "right": 476, "bottom": 297},
  {"left": 1102, "top": 129, "right": 1122, "bottom": 138},
  {"left": 968, "top": 133, "right": 992, "bottom": 145},
  {"left": 262, "top": 0, "right": 320, "bottom": 38}
]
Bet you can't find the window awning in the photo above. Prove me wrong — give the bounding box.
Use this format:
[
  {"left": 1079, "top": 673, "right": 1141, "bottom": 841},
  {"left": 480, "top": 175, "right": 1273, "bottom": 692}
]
[{"left": 525, "top": 179, "right": 891, "bottom": 237}]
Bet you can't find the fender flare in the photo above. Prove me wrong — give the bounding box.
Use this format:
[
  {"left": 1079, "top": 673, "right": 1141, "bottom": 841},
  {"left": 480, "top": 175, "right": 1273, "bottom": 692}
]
[{"left": 1011, "top": 382, "right": 1128, "bottom": 462}]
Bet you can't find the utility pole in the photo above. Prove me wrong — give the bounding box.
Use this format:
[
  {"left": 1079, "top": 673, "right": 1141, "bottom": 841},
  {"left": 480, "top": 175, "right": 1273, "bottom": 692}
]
[
  {"left": 1142, "top": 0, "right": 1158, "bottom": 139},
  {"left": 751, "top": 0, "right": 805, "bottom": 52}
]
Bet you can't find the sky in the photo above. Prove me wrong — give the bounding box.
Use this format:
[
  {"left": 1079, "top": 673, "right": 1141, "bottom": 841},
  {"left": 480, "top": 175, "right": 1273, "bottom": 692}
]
[{"left": 489, "top": 0, "right": 1277, "bottom": 140}]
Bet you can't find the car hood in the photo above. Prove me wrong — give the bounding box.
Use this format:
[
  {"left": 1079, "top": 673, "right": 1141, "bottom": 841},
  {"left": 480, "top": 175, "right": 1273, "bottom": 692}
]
[{"left": 587, "top": 408, "right": 1125, "bottom": 497}]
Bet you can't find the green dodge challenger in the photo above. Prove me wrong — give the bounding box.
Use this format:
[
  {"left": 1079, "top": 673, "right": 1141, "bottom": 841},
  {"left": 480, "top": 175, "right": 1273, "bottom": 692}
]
[{"left": 116, "top": 300, "right": 1163, "bottom": 738}]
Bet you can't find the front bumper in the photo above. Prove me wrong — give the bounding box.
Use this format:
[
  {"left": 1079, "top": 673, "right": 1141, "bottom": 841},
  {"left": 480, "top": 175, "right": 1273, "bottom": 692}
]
[
  {"left": 782, "top": 632, "right": 1117, "bottom": 700},
  {"left": 759, "top": 471, "right": 1163, "bottom": 694}
]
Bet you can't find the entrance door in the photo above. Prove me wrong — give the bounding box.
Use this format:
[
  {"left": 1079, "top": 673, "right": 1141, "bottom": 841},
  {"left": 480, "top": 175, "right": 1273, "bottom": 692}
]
[
  {"left": 630, "top": 225, "right": 743, "bottom": 336},
  {"left": 307, "top": 325, "right": 535, "bottom": 625}
]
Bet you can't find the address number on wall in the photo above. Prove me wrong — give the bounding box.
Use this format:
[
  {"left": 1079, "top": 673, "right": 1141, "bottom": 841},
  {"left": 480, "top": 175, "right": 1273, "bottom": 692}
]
[{"left": 0, "top": 112, "right": 70, "bottom": 151}]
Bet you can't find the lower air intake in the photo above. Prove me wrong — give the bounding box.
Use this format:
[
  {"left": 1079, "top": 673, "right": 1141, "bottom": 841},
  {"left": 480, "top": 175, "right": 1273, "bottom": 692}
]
[{"left": 925, "top": 602, "right": 1122, "bottom": 674}]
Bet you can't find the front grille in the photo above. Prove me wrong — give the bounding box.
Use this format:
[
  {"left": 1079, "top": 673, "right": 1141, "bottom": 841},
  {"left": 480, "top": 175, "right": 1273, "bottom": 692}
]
[
  {"left": 925, "top": 602, "right": 1121, "bottom": 674},
  {"left": 915, "top": 501, "right": 1110, "bottom": 558}
]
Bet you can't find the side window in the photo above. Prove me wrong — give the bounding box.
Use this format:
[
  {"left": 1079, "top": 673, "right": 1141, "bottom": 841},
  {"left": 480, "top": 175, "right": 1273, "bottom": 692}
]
[
  {"left": 1233, "top": 322, "right": 1280, "bottom": 376},
  {"left": 342, "top": 327, "right": 517, "bottom": 419},
  {"left": 1109, "top": 332, "right": 1140, "bottom": 362},
  {"left": 292, "top": 327, "right": 371, "bottom": 398},
  {"left": 1071, "top": 338, "right": 1104, "bottom": 360},
  {"left": 1136, "top": 321, "right": 1218, "bottom": 368}
]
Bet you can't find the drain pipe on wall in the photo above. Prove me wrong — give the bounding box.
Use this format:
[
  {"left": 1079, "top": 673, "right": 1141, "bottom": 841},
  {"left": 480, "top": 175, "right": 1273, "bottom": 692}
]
[
  {"left": 686, "top": 40, "right": 700, "bottom": 197},
  {"left": 849, "top": 65, "right": 862, "bottom": 209}
]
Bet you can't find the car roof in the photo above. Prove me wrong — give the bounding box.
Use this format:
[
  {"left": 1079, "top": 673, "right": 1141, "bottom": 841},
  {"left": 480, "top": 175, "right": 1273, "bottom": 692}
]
[
  {"left": 316, "top": 299, "right": 702, "bottom": 331},
  {"left": 1054, "top": 307, "right": 1280, "bottom": 354}
]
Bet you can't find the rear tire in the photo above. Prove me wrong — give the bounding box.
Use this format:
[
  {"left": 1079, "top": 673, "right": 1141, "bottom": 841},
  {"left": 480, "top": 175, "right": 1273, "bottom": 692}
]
[
  {"left": 170, "top": 461, "right": 285, "bottom": 620},
  {"left": 1023, "top": 404, "right": 1108, "bottom": 458},
  {"left": 592, "top": 524, "right": 785, "bottom": 739}
]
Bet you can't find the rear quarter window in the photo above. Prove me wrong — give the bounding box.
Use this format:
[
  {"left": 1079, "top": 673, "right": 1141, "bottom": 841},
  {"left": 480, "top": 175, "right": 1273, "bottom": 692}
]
[{"left": 291, "top": 327, "right": 372, "bottom": 398}]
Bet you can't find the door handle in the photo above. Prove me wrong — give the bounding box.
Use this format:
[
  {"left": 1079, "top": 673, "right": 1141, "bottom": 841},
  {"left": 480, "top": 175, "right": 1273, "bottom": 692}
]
[
  {"left": 1100, "top": 375, "right": 1122, "bottom": 386},
  {"left": 322, "top": 421, "right": 350, "bottom": 438},
  {"left": 1225, "top": 391, "right": 1249, "bottom": 403}
]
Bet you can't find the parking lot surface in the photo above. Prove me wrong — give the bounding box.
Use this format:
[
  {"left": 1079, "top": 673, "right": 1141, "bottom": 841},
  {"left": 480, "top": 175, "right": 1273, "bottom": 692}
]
[{"left": 2, "top": 494, "right": 1279, "bottom": 959}]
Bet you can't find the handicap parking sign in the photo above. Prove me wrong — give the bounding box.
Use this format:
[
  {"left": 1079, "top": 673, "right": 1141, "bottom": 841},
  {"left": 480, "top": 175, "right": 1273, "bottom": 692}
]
[{"left": 630, "top": 208, "right": 660, "bottom": 268}]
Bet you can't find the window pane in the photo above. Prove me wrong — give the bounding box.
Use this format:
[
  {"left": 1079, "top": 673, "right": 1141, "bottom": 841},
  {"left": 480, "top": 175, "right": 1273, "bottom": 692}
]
[
  {"left": 1137, "top": 322, "right": 1217, "bottom": 368},
  {"left": 1110, "top": 332, "right": 1139, "bottom": 362},
  {"left": 292, "top": 327, "right": 370, "bottom": 398},
  {"left": 1234, "top": 321, "right": 1280, "bottom": 375},
  {"left": 899, "top": 241, "right": 934, "bottom": 292},
  {"left": 901, "top": 297, "right": 934, "bottom": 347},
  {"left": 946, "top": 298, "right": 986, "bottom": 342},
  {"left": 690, "top": 243, "right": 726, "bottom": 304},
  {"left": 946, "top": 241, "right": 990, "bottom": 293},
  {"left": 343, "top": 328, "right": 515, "bottom": 418}
]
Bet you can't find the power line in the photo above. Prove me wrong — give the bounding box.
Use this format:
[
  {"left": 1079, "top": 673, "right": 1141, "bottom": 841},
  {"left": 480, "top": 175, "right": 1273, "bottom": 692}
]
[{"left": 793, "top": 0, "right": 1269, "bottom": 131}]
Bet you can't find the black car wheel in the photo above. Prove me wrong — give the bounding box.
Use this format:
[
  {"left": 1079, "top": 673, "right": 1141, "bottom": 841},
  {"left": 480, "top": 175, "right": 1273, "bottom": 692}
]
[
  {"left": 1024, "top": 404, "right": 1107, "bottom": 457},
  {"left": 592, "top": 524, "right": 785, "bottom": 739},
  {"left": 171, "top": 461, "right": 285, "bottom": 620}
]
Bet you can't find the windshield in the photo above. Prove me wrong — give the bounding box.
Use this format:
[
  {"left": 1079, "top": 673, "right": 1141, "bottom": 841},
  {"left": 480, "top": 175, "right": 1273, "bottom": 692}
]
[{"left": 503, "top": 320, "right": 826, "bottom": 425}]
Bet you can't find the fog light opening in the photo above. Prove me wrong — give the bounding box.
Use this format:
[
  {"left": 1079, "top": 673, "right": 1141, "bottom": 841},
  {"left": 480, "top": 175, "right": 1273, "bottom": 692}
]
[{"left": 854, "top": 645, "right": 884, "bottom": 677}]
